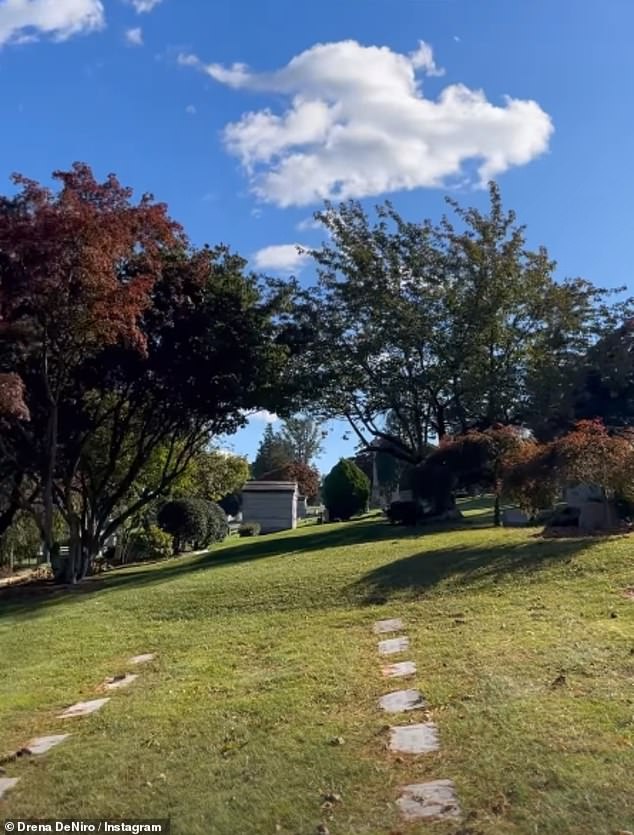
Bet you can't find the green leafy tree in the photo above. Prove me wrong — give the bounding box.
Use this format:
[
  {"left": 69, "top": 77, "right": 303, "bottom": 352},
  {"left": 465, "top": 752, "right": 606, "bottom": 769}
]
[
  {"left": 279, "top": 415, "right": 326, "bottom": 464},
  {"left": 251, "top": 424, "right": 294, "bottom": 478},
  {"left": 177, "top": 449, "right": 249, "bottom": 502},
  {"left": 294, "top": 184, "right": 631, "bottom": 463},
  {"left": 323, "top": 458, "right": 370, "bottom": 520}
]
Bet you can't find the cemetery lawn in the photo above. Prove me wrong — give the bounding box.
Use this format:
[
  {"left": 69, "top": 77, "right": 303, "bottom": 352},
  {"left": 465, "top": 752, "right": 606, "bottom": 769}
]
[{"left": 1, "top": 501, "right": 633, "bottom": 835}]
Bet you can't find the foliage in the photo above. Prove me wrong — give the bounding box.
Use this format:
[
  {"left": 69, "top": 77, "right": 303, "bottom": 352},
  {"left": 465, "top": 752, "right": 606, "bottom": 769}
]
[
  {"left": 239, "top": 522, "right": 261, "bottom": 537},
  {"left": 218, "top": 493, "right": 241, "bottom": 517},
  {"left": 323, "top": 458, "right": 370, "bottom": 520},
  {"left": 386, "top": 500, "right": 420, "bottom": 526},
  {"left": 157, "top": 498, "right": 226, "bottom": 554},
  {"left": 292, "top": 183, "right": 632, "bottom": 463},
  {"left": 251, "top": 424, "right": 294, "bottom": 479},
  {"left": 205, "top": 502, "right": 229, "bottom": 545},
  {"left": 0, "top": 164, "right": 299, "bottom": 582},
  {"left": 177, "top": 449, "right": 249, "bottom": 502},
  {"left": 128, "top": 525, "right": 174, "bottom": 562},
  {"left": 259, "top": 460, "right": 320, "bottom": 501},
  {"left": 279, "top": 415, "right": 326, "bottom": 464}
]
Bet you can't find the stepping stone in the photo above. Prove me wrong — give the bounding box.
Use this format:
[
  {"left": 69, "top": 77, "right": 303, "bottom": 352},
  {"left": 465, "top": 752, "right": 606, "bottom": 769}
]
[
  {"left": 0, "top": 777, "right": 19, "bottom": 800},
  {"left": 389, "top": 722, "right": 440, "bottom": 754},
  {"left": 129, "top": 653, "right": 156, "bottom": 665},
  {"left": 58, "top": 698, "right": 110, "bottom": 719},
  {"left": 104, "top": 673, "right": 138, "bottom": 691},
  {"left": 25, "top": 734, "right": 70, "bottom": 755},
  {"left": 382, "top": 661, "right": 417, "bottom": 679},
  {"left": 396, "top": 780, "right": 461, "bottom": 821},
  {"left": 378, "top": 636, "right": 409, "bottom": 656},
  {"left": 379, "top": 689, "right": 426, "bottom": 713},
  {"left": 373, "top": 618, "right": 404, "bottom": 634}
]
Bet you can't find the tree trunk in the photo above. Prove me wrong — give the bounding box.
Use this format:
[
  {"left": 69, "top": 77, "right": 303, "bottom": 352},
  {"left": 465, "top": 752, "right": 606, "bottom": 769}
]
[
  {"left": 494, "top": 492, "right": 501, "bottom": 527},
  {"left": 42, "top": 401, "right": 59, "bottom": 564}
]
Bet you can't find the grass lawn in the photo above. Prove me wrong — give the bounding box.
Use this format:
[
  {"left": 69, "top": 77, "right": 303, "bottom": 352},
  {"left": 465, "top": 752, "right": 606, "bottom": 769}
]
[{"left": 1, "top": 500, "right": 633, "bottom": 834}]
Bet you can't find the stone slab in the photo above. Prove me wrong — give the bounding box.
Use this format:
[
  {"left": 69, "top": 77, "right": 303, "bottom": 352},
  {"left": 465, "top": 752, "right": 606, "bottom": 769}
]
[
  {"left": 382, "top": 661, "right": 417, "bottom": 679},
  {"left": 389, "top": 722, "right": 440, "bottom": 754},
  {"left": 373, "top": 618, "right": 404, "bottom": 634},
  {"left": 378, "top": 636, "right": 409, "bottom": 656},
  {"left": 0, "top": 777, "right": 19, "bottom": 800},
  {"left": 129, "top": 653, "right": 156, "bottom": 665},
  {"left": 379, "top": 689, "right": 426, "bottom": 713},
  {"left": 25, "top": 734, "right": 70, "bottom": 755},
  {"left": 396, "top": 780, "right": 461, "bottom": 821},
  {"left": 104, "top": 673, "right": 139, "bottom": 691},
  {"left": 58, "top": 698, "right": 110, "bottom": 719}
]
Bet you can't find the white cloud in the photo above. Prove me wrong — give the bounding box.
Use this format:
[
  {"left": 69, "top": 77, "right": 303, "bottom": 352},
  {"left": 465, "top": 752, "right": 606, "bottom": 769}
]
[
  {"left": 296, "top": 216, "right": 324, "bottom": 231},
  {"left": 185, "top": 103, "right": 196, "bottom": 115},
  {"left": 125, "top": 26, "right": 142, "bottom": 46},
  {"left": 252, "top": 243, "right": 310, "bottom": 274},
  {"left": 129, "top": 0, "right": 162, "bottom": 12},
  {"left": 0, "top": 0, "right": 104, "bottom": 47},
  {"left": 183, "top": 39, "right": 553, "bottom": 207},
  {"left": 243, "top": 409, "right": 279, "bottom": 424}
]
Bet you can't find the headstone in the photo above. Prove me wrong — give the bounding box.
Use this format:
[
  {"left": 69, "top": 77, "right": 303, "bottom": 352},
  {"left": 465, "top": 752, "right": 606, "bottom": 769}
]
[
  {"left": 502, "top": 508, "right": 529, "bottom": 527},
  {"left": 379, "top": 689, "right": 426, "bottom": 713},
  {"left": 396, "top": 780, "right": 461, "bottom": 821},
  {"left": 382, "top": 661, "right": 417, "bottom": 679},
  {"left": 58, "top": 698, "right": 110, "bottom": 719},
  {"left": 104, "top": 673, "right": 139, "bottom": 690},
  {"left": 373, "top": 618, "right": 404, "bottom": 634},
  {"left": 129, "top": 653, "right": 156, "bottom": 665},
  {"left": 378, "top": 636, "right": 409, "bottom": 656},
  {"left": 0, "top": 777, "right": 20, "bottom": 799},
  {"left": 565, "top": 483, "right": 603, "bottom": 507},
  {"left": 25, "top": 734, "right": 70, "bottom": 755},
  {"left": 389, "top": 723, "right": 440, "bottom": 754}
]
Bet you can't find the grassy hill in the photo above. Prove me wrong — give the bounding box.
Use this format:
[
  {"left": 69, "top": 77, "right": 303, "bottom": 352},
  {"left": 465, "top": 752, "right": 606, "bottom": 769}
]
[{"left": 1, "top": 501, "right": 632, "bottom": 834}]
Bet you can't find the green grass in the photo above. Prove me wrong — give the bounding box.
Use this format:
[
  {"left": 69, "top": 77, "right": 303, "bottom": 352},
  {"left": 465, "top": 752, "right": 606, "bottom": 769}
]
[{"left": 1, "top": 500, "right": 633, "bottom": 834}]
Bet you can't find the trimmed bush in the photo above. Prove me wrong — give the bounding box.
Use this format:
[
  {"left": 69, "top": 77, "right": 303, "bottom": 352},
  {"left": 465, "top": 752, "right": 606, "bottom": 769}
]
[
  {"left": 206, "top": 501, "right": 229, "bottom": 545},
  {"left": 323, "top": 458, "right": 370, "bottom": 521},
  {"left": 386, "top": 500, "right": 420, "bottom": 526},
  {"left": 129, "top": 525, "right": 174, "bottom": 561},
  {"left": 239, "top": 522, "right": 261, "bottom": 537}
]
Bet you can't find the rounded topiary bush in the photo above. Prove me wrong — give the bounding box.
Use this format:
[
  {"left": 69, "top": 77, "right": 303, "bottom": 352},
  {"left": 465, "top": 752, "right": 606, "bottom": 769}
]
[
  {"left": 206, "top": 501, "right": 229, "bottom": 545},
  {"left": 323, "top": 458, "right": 371, "bottom": 521},
  {"left": 157, "top": 498, "right": 210, "bottom": 553},
  {"left": 129, "top": 525, "right": 174, "bottom": 561}
]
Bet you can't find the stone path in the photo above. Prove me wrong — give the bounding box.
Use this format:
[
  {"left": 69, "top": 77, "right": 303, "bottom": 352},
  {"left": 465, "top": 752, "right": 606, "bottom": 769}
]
[
  {"left": 377, "top": 636, "right": 409, "bottom": 655},
  {"left": 373, "top": 618, "right": 462, "bottom": 824},
  {"left": 0, "top": 652, "right": 157, "bottom": 803}
]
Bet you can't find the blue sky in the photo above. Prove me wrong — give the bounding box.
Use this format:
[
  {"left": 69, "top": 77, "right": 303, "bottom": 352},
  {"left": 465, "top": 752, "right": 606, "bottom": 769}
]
[{"left": 1, "top": 0, "right": 633, "bottom": 473}]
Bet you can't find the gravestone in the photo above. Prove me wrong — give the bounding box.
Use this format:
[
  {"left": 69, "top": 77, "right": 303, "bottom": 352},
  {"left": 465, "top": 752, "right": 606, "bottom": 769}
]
[
  {"left": 26, "top": 735, "right": 70, "bottom": 755},
  {"left": 0, "top": 777, "right": 19, "bottom": 800},
  {"left": 378, "top": 636, "right": 409, "bottom": 656},
  {"left": 502, "top": 508, "right": 529, "bottom": 527},
  {"left": 58, "top": 698, "right": 109, "bottom": 719},
  {"left": 396, "top": 780, "right": 461, "bottom": 821},
  {"left": 379, "top": 689, "right": 426, "bottom": 713},
  {"left": 129, "top": 653, "right": 156, "bottom": 665},
  {"left": 382, "top": 661, "right": 417, "bottom": 679},
  {"left": 373, "top": 618, "right": 404, "bottom": 634},
  {"left": 389, "top": 723, "right": 440, "bottom": 754},
  {"left": 104, "top": 673, "right": 138, "bottom": 691}
]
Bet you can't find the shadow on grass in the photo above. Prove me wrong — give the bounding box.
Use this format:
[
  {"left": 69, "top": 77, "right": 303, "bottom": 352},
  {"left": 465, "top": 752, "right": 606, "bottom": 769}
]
[
  {"left": 0, "top": 516, "right": 449, "bottom": 620},
  {"left": 349, "top": 536, "right": 596, "bottom": 604}
]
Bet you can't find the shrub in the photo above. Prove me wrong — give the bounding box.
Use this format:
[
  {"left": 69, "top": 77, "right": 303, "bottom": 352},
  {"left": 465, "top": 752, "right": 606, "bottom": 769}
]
[
  {"left": 239, "top": 522, "right": 261, "bottom": 537},
  {"left": 323, "top": 458, "right": 370, "bottom": 521},
  {"left": 129, "top": 525, "right": 174, "bottom": 561},
  {"left": 386, "top": 500, "right": 420, "bottom": 526},
  {"left": 206, "top": 501, "right": 229, "bottom": 545},
  {"left": 218, "top": 492, "right": 241, "bottom": 517},
  {"left": 157, "top": 498, "right": 211, "bottom": 553}
]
